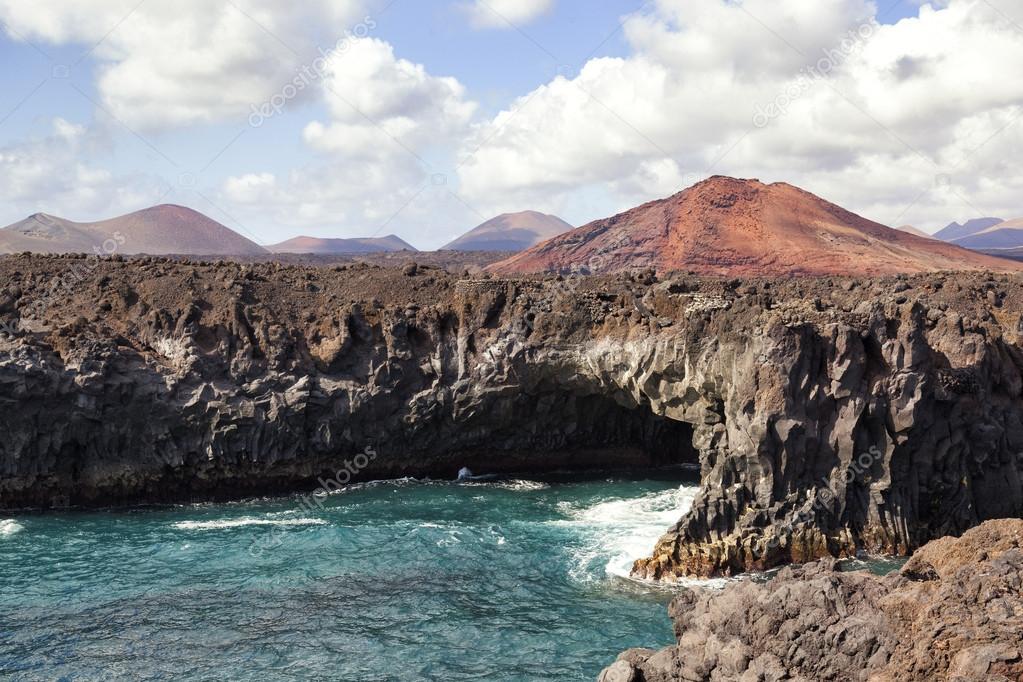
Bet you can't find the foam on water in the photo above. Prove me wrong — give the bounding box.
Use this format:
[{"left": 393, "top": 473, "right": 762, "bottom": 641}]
[
  {"left": 2, "top": 476, "right": 689, "bottom": 680},
  {"left": 171, "top": 517, "right": 328, "bottom": 531},
  {"left": 0, "top": 519, "right": 24, "bottom": 537},
  {"left": 468, "top": 479, "right": 550, "bottom": 492},
  {"left": 557, "top": 485, "right": 729, "bottom": 588}
]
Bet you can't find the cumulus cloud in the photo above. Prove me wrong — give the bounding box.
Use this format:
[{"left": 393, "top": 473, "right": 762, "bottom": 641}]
[
  {"left": 221, "top": 161, "right": 483, "bottom": 248},
  {"left": 464, "top": 0, "right": 555, "bottom": 29},
  {"left": 5, "top": 0, "right": 1020, "bottom": 241},
  {"left": 304, "top": 38, "right": 476, "bottom": 156},
  {"left": 224, "top": 39, "right": 481, "bottom": 247},
  {"left": 457, "top": 0, "right": 1023, "bottom": 231},
  {"left": 0, "top": 119, "right": 162, "bottom": 223},
  {"left": 0, "top": 0, "right": 366, "bottom": 130}
]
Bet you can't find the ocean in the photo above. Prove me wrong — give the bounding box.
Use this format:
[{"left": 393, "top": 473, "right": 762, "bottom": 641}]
[{"left": 0, "top": 471, "right": 720, "bottom": 681}]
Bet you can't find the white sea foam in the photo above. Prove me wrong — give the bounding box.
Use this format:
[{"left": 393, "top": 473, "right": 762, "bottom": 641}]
[
  {"left": 0, "top": 519, "right": 24, "bottom": 537},
  {"left": 558, "top": 486, "right": 729, "bottom": 588},
  {"left": 320, "top": 477, "right": 422, "bottom": 496},
  {"left": 488, "top": 479, "right": 549, "bottom": 492},
  {"left": 456, "top": 478, "right": 549, "bottom": 491},
  {"left": 172, "top": 517, "right": 328, "bottom": 531}
]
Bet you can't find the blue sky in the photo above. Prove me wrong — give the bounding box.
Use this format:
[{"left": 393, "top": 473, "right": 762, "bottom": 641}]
[{"left": 1, "top": 0, "right": 1019, "bottom": 248}]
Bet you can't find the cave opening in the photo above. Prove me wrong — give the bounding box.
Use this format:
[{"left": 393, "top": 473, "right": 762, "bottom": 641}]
[{"left": 431, "top": 390, "right": 701, "bottom": 478}]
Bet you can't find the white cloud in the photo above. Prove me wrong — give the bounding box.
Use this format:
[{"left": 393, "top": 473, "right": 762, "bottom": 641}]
[
  {"left": 464, "top": 0, "right": 555, "bottom": 29},
  {"left": 457, "top": 0, "right": 1023, "bottom": 231},
  {"left": 223, "top": 39, "right": 482, "bottom": 247},
  {"left": 223, "top": 173, "right": 278, "bottom": 204},
  {"left": 0, "top": 0, "right": 366, "bottom": 130},
  {"left": 221, "top": 161, "right": 483, "bottom": 248},
  {"left": 0, "top": 119, "right": 162, "bottom": 223},
  {"left": 304, "top": 38, "right": 476, "bottom": 156},
  {"left": 5, "top": 0, "right": 1021, "bottom": 243}
]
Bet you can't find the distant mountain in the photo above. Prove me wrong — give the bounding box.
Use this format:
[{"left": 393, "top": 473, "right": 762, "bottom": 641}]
[
  {"left": 0, "top": 205, "right": 267, "bottom": 256},
  {"left": 268, "top": 235, "right": 417, "bottom": 254},
  {"left": 442, "top": 211, "right": 573, "bottom": 252},
  {"left": 489, "top": 177, "right": 1023, "bottom": 277},
  {"left": 977, "top": 246, "right": 1023, "bottom": 262},
  {"left": 951, "top": 218, "right": 1023, "bottom": 250},
  {"left": 896, "top": 225, "right": 935, "bottom": 239},
  {"left": 934, "top": 217, "right": 1005, "bottom": 242}
]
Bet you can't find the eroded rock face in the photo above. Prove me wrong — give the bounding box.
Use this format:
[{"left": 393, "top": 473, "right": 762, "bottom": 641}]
[
  {"left": 1, "top": 255, "right": 1022, "bottom": 582},
  {"left": 600, "top": 519, "right": 1023, "bottom": 682}
]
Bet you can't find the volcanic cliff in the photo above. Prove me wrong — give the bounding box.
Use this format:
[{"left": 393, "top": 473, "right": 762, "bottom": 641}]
[
  {"left": 601, "top": 519, "right": 1023, "bottom": 681},
  {"left": 1, "top": 254, "right": 1021, "bottom": 583}
]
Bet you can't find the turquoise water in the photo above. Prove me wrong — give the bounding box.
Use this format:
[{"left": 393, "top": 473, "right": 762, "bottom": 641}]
[{"left": 0, "top": 472, "right": 706, "bottom": 681}]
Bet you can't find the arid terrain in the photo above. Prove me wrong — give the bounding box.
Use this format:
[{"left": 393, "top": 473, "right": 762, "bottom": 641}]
[
  {"left": 0, "top": 205, "right": 268, "bottom": 256},
  {"left": 491, "top": 177, "right": 1023, "bottom": 277},
  {"left": 442, "top": 211, "right": 573, "bottom": 251},
  {"left": 267, "top": 234, "right": 418, "bottom": 254}
]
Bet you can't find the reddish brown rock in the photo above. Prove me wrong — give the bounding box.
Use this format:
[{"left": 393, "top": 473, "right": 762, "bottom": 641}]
[
  {"left": 490, "top": 176, "right": 1023, "bottom": 277},
  {"left": 602, "top": 519, "right": 1023, "bottom": 682}
]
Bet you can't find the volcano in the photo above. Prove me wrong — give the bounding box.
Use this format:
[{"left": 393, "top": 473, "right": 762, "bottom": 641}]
[
  {"left": 442, "top": 211, "right": 572, "bottom": 252},
  {"left": 0, "top": 205, "right": 267, "bottom": 256},
  {"left": 268, "top": 235, "right": 417, "bottom": 254},
  {"left": 489, "top": 177, "right": 1022, "bottom": 276}
]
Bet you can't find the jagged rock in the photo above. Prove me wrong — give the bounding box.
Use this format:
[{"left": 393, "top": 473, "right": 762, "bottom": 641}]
[
  {"left": 597, "top": 660, "right": 639, "bottom": 682},
  {"left": 0, "top": 256, "right": 1021, "bottom": 587},
  {"left": 601, "top": 519, "right": 1023, "bottom": 682}
]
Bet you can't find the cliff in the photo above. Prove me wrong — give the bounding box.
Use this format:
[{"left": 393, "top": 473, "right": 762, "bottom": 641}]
[
  {"left": 601, "top": 519, "right": 1023, "bottom": 681},
  {"left": 1, "top": 254, "right": 1022, "bottom": 580}
]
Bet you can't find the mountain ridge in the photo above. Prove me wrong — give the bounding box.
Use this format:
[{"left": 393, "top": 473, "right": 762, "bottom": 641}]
[
  {"left": 0, "top": 205, "right": 267, "bottom": 256},
  {"left": 951, "top": 217, "right": 1023, "bottom": 250},
  {"left": 442, "top": 211, "right": 573, "bottom": 252},
  {"left": 489, "top": 176, "right": 1023, "bottom": 276},
  {"left": 934, "top": 217, "right": 1005, "bottom": 242},
  {"left": 268, "top": 235, "right": 418, "bottom": 254}
]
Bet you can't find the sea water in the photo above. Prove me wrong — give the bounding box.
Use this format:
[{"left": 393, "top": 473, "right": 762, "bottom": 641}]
[{"left": 0, "top": 471, "right": 716, "bottom": 681}]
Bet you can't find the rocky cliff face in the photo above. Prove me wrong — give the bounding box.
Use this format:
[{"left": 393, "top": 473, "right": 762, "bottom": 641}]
[
  {"left": 600, "top": 519, "right": 1023, "bottom": 682},
  {"left": 1, "top": 255, "right": 1022, "bottom": 580}
]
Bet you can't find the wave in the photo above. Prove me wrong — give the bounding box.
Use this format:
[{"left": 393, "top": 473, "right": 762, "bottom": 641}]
[
  {"left": 315, "top": 477, "right": 422, "bottom": 497},
  {"left": 462, "top": 479, "right": 549, "bottom": 492},
  {"left": 315, "top": 477, "right": 550, "bottom": 497},
  {"left": 557, "top": 486, "right": 729, "bottom": 588},
  {"left": 0, "top": 519, "right": 24, "bottom": 537},
  {"left": 171, "top": 517, "right": 328, "bottom": 531}
]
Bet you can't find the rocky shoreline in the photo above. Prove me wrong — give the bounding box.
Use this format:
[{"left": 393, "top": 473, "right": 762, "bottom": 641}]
[
  {"left": 1, "top": 254, "right": 1022, "bottom": 580},
  {"left": 601, "top": 519, "right": 1023, "bottom": 682}
]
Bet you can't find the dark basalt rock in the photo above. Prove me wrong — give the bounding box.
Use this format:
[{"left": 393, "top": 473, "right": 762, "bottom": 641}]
[
  {"left": 600, "top": 519, "right": 1023, "bottom": 681},
  {"left": 1, "top": 255, "right": 1022, "bottom": 582}
]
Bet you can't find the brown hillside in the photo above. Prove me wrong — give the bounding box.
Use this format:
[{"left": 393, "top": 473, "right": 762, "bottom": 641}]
[{"left": 490, "top": 177, "right": 1022, "bottom": 276}]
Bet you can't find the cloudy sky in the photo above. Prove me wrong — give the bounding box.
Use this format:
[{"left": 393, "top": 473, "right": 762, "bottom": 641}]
[{"left": 0, "top": 0, "right": 1020, "bottom": 248}]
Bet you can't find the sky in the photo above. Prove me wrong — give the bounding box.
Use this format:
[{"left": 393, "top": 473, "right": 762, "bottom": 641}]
[{"left": 0, "top": 0, "right": 1020, "bottom": 249}]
